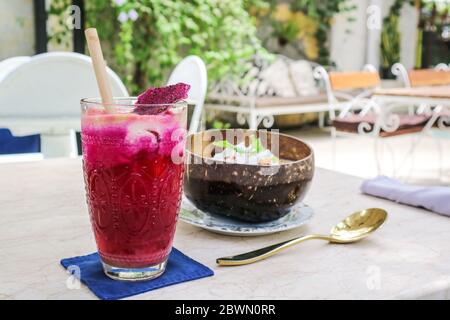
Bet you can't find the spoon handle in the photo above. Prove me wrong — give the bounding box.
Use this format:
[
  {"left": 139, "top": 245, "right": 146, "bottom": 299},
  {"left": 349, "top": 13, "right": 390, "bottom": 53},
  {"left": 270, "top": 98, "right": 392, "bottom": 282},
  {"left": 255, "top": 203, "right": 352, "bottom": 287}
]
[{"left": 216, "top": 234, "right": 331, "bottom": 266}]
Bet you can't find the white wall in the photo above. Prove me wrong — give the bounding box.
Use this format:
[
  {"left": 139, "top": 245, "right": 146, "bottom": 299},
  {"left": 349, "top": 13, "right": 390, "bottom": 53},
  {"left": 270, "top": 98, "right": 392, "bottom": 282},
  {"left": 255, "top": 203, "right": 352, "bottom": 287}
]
[
  {"left": 399, "top": 3, "right": 419, "bottom": 69},
  {"left": 330, "top": 0, "right": 369, "bottom": 71},
  {"left": 330, "top": 0, "right": 419, "bottom": 71},
  {"left": 366, "top": 0, "right": 383, "bottom": 69},
  {"left": 0, "top": 0, "right": 35, "bottom": 60}
]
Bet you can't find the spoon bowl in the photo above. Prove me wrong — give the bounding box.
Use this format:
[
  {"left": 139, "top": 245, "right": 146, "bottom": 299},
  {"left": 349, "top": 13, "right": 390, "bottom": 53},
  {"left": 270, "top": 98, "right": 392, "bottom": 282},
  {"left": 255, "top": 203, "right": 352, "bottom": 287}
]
[{"left": 329, "top": 208, "right": 388, "bottom": 243}]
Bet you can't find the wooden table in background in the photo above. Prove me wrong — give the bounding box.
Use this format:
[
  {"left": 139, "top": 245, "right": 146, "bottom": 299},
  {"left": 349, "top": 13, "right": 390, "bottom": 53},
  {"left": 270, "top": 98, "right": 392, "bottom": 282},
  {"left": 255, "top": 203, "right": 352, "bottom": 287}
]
[{"left": 374, "top": 85, "right": 450, "bottom": 107}]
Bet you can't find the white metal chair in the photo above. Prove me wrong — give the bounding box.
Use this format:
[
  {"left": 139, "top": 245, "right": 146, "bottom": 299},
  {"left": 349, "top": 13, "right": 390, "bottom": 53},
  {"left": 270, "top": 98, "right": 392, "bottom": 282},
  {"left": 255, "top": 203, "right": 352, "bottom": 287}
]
[
  {"left": 435, "top": 63, "right": 450, "bottom": 71},
  {"left": 391, "top": 63, "right": 450, "bottom": 181},
  {"left": 205, "top": 55, "right": 328, "bottom": 130},
  {"left": 0, "top": 52, "right": 128, "bottom": 158},
  {"left": 0, "top": 56, "right": 31, "bottom": 77},
  {"left": 167, "top": 55, "right": 207, "bottom": 134},
  {"left": 392, "top": 63, "right": 450, "bottom": 88},
  {"left": 314, "top": 64, "right": 432, "bottom": 177},
  {"left": 314, "top": 65, "right": 381, "bottom": 170}
]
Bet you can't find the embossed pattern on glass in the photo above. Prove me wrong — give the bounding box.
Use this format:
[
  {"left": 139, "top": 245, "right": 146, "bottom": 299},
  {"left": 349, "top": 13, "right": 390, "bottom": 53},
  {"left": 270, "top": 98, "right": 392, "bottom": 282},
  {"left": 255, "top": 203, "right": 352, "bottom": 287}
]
[{"left": 80, "top": 98, "right": 187, "bottom": 280}]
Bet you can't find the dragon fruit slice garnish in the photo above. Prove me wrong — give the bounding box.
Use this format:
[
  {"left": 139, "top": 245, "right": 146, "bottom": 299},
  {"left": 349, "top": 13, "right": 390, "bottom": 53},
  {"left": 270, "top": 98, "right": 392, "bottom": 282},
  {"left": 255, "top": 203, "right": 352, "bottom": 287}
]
[{"left": 134, "top": 83, "right": 190, "bottom": 115}]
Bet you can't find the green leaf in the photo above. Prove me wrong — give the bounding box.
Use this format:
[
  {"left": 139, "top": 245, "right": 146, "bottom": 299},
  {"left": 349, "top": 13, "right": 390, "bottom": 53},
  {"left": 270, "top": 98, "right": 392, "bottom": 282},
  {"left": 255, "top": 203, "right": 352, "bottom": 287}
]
[
  {"left": 212, "top": 140, "right": 246, "bottom": 153},
  {"left": 250, "top": 135, "right": 264, "bottom": 153}
]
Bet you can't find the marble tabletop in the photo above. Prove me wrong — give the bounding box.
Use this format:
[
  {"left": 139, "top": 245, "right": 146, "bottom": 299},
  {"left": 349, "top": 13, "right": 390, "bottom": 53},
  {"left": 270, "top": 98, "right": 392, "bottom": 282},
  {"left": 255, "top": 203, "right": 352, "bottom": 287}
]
[{"left": 0, "top": 158, "right": 449, "bottom": 300}]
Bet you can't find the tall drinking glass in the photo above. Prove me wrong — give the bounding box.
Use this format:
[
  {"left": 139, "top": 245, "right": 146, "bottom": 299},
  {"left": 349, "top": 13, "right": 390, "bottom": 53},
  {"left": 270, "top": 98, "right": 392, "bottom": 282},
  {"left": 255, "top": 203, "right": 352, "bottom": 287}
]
[{"left": 80, "top": 98, "right": 187, "bottom": 281}]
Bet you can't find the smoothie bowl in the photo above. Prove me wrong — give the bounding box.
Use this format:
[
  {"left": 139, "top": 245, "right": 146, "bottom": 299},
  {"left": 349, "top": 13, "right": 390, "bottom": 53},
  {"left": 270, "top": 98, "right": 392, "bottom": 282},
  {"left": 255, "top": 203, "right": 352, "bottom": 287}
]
[{"left": 184, "top": 129, "right": 314, "bottom": 222}]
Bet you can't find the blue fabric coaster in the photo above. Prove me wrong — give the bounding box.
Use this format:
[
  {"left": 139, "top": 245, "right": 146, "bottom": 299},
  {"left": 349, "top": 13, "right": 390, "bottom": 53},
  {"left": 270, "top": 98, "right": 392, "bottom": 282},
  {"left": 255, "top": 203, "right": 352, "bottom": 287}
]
[{"left": 60, "top": 248, "right": 214, "bottom": 300}]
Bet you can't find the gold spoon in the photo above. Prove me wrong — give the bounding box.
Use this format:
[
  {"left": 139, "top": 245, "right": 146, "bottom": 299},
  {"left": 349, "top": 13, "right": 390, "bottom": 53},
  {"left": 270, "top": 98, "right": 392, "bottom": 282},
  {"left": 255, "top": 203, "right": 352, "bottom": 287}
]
[{"left": 216, "top": 208, "right": 387, "bottom": 266}]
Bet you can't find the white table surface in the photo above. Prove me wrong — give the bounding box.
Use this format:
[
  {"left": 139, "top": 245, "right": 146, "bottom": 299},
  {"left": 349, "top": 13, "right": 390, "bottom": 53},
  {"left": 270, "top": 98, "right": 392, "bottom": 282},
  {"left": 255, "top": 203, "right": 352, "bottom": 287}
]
[{"left": 0, "top": 158, "right": 449, "bottom": 300}]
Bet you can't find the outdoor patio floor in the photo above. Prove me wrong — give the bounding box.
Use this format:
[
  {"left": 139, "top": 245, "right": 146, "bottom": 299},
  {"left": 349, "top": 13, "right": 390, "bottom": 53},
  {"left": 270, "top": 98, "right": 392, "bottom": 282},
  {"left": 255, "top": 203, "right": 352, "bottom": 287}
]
[{"left": 285, "top": 126, "right": 450, "bottom": 186}]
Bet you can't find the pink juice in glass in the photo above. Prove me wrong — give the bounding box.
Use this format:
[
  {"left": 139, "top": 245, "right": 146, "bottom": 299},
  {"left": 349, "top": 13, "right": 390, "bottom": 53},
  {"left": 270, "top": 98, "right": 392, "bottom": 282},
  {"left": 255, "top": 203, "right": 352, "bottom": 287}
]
[{"left": 81, "top": 99, "right": 187, "bottom": 280}]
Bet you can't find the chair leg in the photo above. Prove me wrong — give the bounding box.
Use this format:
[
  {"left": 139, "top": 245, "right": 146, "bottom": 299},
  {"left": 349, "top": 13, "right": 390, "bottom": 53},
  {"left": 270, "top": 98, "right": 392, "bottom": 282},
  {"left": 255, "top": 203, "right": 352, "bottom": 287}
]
[
  {"left": 374, "top": 137, "right": 382, "bottom": 176},
  {"left": 200, "top": 110, "right": 206, "bottom": 131},
  {"left": 331, "top": 127, "right": 337, "bottom": 170},
  {"left": 403, "top": 135, "right": 418, "bottom": 183},
  {"left": 40, "top": 132, "right": 74, "bottom": 158},
  {"left": 397, "top": 135, "right": 418, "bottom": 182},
  {"left": 436, "top": 136, "right": 444, "bottom": 182},
  {"left": 249, "top": 111, "right": 258, "bottom": 130},
  {"left": 69, "top": 129, "right": 78, "bottom": 158},
  {"left": 318, "top": 112, "right": 325, "bottom": 128}
]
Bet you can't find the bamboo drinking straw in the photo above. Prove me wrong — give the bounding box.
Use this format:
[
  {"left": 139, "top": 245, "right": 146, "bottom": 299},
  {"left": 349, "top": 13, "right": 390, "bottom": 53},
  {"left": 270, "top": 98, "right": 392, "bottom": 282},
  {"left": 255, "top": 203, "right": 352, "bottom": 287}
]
[{"left": 84, "top": 28, "right": 114, "bottom": 110}]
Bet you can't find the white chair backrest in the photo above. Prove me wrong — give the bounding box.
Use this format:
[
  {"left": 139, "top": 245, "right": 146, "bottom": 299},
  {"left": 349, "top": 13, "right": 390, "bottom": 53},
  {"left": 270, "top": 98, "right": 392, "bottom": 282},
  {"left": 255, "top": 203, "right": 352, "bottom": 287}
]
[
  {"left": 392, "top": 62, "right": 450, "bottom": 88},
  {"left": 0, "top": 56, "right": 31, "bottom": 78},
  {"left": 314, "top": 64, "right": 379, "bottom": 120},
  {"left": 391, "top": 63, "right": 411, "bottom": 87},
  {"left": 0, "top": 52, "right": 128, "bottom": 117},
  {"left": 167, "top": 55, "right": 207, "bottom": 134},
  {"left": 435, "top": 63, "right": 450, "bottom": 71}
]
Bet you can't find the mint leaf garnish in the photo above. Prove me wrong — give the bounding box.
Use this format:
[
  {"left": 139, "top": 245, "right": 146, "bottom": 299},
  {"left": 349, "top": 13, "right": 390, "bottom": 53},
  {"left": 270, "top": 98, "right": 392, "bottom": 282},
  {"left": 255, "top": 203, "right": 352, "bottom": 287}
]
[
  {"left": 250, "top": 135, "right": 264, "bottom": 153},
  {"left": 213, "top": 140, "right": 246, "bottom": 153}
]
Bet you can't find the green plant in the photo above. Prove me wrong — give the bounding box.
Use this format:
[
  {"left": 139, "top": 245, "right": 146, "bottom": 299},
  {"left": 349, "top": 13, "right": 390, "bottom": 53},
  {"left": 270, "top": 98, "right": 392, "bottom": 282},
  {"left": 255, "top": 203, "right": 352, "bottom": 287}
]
[
  {"left": 48, "top": 0, "right": 269, "bottom": 94},
  {"left": 211, "top": 120, "right": 231, "bottom": 130},
  {"left": 380, "top": 0, "right": 414, "bottom": 69},
  {"left": 47, "top": 0, "right": 72, "bottom": 48},
  {"left": 252, "top": 0, "right": 355, "bottom": 65},
  {"left": 381, "top": 14, "right": 400, "bottom": 68},
  {"left": 290, "top": 0, "right": 356, "bottom": 65}
]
